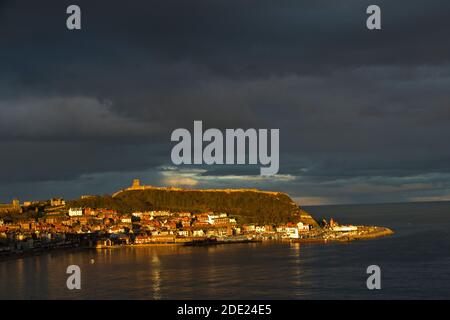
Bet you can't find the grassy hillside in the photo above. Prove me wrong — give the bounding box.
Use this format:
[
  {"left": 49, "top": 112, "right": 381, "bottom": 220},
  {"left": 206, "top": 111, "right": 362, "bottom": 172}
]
[{"left": 68, "top": 187, "right": 317, "bottom": 225}]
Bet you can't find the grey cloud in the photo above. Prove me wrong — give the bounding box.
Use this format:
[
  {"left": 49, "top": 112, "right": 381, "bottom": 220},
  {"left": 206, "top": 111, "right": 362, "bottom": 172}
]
[
  {"left": 1, "top": 0, "right": 450, "bottom": 204},
  {"left": 0, "top": 96, "right": 162, "bottom": 141}
]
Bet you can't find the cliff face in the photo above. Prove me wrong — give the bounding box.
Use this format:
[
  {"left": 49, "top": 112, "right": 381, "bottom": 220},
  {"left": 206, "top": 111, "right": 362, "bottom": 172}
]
[{"left": 69, "top": 187, "right": 317, "bottom": 226}]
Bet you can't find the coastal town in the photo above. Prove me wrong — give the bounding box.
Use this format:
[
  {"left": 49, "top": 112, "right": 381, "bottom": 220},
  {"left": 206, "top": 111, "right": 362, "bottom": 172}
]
[{"left": 0, "top": 181, "right": 394, "bottom": 259}]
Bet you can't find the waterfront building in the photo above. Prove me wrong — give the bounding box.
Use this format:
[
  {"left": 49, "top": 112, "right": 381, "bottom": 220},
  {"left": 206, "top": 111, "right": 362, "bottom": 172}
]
[
  {"left": 108, "top": 226, "right": 125, "bottom": 234},
  {"left": 135, "top": 235, "right": 152, "bottom": 244},
  {"left": 193, "top": 229, "right": 205, "bottom": 237},
  {"left": 243, "top": 224, "right": 256, "bottom": 232},
  {"left": 297, "top": 222, "right": 310, "bottom": 232},
  {"left": 177, "top": 230, "right": 189, "bottom": 237},
  {"left": 331, "top": 225, "right": 358, "bottom": 232},
  {"left": 286, "top": 227, "right": 299, "bottom": 239},
  {"left": 255, "top": 226, "right": 267, "bottom": 233}
]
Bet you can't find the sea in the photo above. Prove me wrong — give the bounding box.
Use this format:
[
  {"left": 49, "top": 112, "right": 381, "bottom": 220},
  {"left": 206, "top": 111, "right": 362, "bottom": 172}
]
[{"left": 1, "top": 201, "right": 450, "bottom": 299}]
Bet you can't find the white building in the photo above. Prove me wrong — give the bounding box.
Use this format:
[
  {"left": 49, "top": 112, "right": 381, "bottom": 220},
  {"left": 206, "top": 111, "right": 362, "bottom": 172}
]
[
  {"left": 68, "top": 208, "right": 83, "bottom": 217},
  {"left": 193, "top": 230, "right": 205, "bottom": 237},
  {"left": 286, "top": 227, "right": 299, "bottom": 239},
  {"left": 177, "top": 230, "right": 189, "bottom": 237},
  {"left": 331, "top": 225, "right": 358, "bottom": 232},
  {"left": 108, "top": 227, "right": 125, "bottom": 234},
  {"left": 207, "top": 214, "right": 219, "bottom": 224},
  {"left": 121, "top": 217, "right": 132, "bottom": 224},
  {"left": 255, "top": 226, "right": 266, "bottom": 233},
  {"left": 297, "top": 222, "right": 310, "bottom": 232},
  {"left": 207, "top": 213, "right": 229, "bottom": 224}
]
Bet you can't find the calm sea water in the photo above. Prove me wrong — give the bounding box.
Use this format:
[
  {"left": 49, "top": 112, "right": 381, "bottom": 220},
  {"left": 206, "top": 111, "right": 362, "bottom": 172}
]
[{"left": 1, "top": 201, "right": 450, "bottom": 299}]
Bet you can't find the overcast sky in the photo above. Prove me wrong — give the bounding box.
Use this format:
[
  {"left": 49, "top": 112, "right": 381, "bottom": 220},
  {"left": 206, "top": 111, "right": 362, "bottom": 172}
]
[{"left": 1, "top": 0, "right": 450, "bottom": 205}]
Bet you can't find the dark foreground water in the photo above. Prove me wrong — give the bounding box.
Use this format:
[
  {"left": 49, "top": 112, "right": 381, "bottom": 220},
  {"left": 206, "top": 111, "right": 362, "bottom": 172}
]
[{"left": 1, "top": 201, "right": 450, "bottom": 299}]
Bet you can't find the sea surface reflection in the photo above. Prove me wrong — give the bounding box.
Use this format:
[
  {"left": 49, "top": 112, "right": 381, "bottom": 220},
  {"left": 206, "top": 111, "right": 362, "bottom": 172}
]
[{"left": 2, "top": 202, "right": 450, "bottom": 299}]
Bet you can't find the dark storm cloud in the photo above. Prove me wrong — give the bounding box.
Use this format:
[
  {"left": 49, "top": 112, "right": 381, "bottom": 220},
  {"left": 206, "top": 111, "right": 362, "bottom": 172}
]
[{"left": 1, "top": 0, "right": 450, "bottom": 203}]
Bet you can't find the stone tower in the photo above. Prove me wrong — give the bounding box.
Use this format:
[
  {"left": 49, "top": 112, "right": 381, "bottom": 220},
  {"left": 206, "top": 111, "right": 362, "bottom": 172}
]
[
  {"left": 12, "top": 198, "right": 20, "bottom": 207},
  {"left": 132, "top": 179, "right": 141, "bottom": 189}
]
